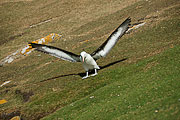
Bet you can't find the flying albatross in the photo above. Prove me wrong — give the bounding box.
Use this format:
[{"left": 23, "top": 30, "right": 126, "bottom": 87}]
[{"left": 29, "top": 17, "right": 131, "bottom": 79}]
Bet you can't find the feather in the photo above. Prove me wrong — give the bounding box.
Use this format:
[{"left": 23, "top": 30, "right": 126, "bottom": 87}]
[
  {"left": 91, "top": 17, "right": 131, "bottom": 60},
  {"left": 29, "top": 43, "right": 80, "bottom": 62}
]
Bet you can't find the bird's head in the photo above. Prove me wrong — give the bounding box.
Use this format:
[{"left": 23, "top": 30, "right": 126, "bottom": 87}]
[{"left": 80, "top": 51, "right": 87, "bottom": 62}]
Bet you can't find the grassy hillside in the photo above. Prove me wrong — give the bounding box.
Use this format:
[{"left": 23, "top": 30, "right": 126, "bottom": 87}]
[
  {"left": 43, "top": 45, "right": 180, "bottom": 120},
  {"left": 0, "top": 0, "right": 180, "bottom": 119}
]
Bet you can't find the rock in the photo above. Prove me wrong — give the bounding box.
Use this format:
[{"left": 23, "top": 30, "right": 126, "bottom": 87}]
[
  {"left": 10, "top": 116, "right": 21, "bottom": 120},
  {"left": 0, "top": 99, "right": 7, "bottom": 104}
]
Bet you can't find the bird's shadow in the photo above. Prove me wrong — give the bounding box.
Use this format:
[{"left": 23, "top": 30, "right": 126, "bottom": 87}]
[{"left": 39, "top": 58, "right": 127, "bottom": 82}]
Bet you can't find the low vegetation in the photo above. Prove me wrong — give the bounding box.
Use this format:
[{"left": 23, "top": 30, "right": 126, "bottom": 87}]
[{"left": 0, "top": 0, "right": 179, "bottom": 119}]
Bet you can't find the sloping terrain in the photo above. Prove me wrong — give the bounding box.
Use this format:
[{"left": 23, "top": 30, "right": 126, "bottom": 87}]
[{"left": 0, "top": 0, "right": 180, "bottom": 120}]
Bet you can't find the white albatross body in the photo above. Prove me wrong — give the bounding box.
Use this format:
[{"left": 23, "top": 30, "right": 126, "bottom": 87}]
[
  {"left": 80, "top": 51, "right": 100, "bottom": 79},
  {"left": 29, "top": 17, "right": 131, "bottom": 79}
]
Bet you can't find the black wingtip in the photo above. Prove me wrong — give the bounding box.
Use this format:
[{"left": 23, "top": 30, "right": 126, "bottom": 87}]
[
  {"left": 28, "top": 42, "right": 41, "bottom": 48},
  {"left": 121, "top": 17, "right": 131, "bottom": 30},
  {"left": 28, "top": 42, "right": 35, "bottom": 48},
  {"left": 123, "top": 17, "right": 131, "bottom": 25},
  {"left": 28, "top": 42, "right": 33, "bottom": 48},
  {"left": 127, "top": 16, "right": 131, "bottom": 20}
]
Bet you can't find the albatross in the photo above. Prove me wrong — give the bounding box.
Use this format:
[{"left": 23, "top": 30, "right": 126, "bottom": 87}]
[{"left": 29, "top": 17, "right": 131, "bottom": 79}]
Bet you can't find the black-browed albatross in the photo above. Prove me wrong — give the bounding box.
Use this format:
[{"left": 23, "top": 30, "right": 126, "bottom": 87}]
[{"left": 29, "top": 17, "right": 131, "bottom": 79}]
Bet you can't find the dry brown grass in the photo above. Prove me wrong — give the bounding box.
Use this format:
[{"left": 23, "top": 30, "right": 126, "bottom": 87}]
[{"left": 0, "top": 0, "right": 180, "bottom": 119}]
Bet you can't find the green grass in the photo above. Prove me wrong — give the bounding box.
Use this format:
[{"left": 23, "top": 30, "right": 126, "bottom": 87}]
[
  {"left": 0, "top": 0, "right": 180, "bottom": 119},
  {"left": 42, "top": 45, "right": 180, "bottom": 120}
]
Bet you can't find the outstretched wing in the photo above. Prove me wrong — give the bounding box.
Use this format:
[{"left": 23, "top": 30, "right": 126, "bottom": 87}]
[
  {"left": 91, "top": 17, "right": 131, "bottom": 60},
  {"left": 29, "top": 43, "right": 81, "bottom": 62}
]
